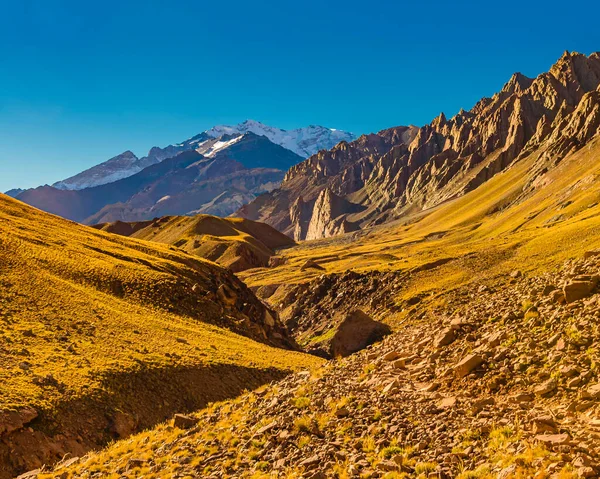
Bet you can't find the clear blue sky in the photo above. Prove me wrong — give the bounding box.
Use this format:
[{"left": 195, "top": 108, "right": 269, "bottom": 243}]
[{"left": 1, "top": 0, "right": 599, "bottom": 192}]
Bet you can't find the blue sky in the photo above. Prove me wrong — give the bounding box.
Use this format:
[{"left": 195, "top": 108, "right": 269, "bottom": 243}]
[{"left": 0, "top": 0, "right": 599, "bottom": 192}]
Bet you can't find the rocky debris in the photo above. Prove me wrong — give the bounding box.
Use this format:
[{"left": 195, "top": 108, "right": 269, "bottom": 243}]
[
  {"left": 434, "top": 327, "right": 456, "bottom": 348},
  {"left": 172, "top": 414, "right": 199, "bottom": 430},
  {"left": 329, "top": 310, "right": 391, "bottom": 357},
  {"left": 0, "top": 407, "right": 38, "bottom": 435},
  {"left": 239, "top": 52, "right": 600, "bottom": 241},
  {"left": 535, "top": 379, "right": 558, "bottom": 396},
  {"left": 300, "top": 259, "right": 326, "bottom": 271},
  {"left": 272, "top": 269, "right": 407, "bottom": 349},
  {"left": 535, "top": 433, "right": 570, "bottom": 446},
  {"left": 42, "top": 251, "right": 600, "bottom": 478},
  {"left": 454, "top": 354, "right": 484, "bottom": 378}
]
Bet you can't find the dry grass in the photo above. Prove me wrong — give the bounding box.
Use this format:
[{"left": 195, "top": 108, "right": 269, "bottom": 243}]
[
  {"left": 0, "top": 193, "right": 320, "bottom": 476},
  {"left": 240, "top": 138, "right": 600, "bottom": 302},
  {"left": 96, "top": 214, "right": 294, "bottom": 271}
]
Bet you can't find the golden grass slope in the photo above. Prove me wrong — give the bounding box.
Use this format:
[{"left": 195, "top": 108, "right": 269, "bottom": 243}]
[
  {"left": 94, "top": 214, "right": 295, "bottom": 272},
  {"left": 240, "top": 136, "right": 600, "bottom": 321},
  {"left": 0, "top": 194, "right": 320, "bottom": 478}
]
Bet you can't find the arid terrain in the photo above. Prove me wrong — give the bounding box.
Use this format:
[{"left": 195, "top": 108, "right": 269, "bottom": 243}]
[{"left": 3, "top": 50, "right": 600, "bottom": 479}]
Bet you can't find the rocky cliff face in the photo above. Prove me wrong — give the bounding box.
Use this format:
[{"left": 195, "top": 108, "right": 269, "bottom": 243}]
[
  {"left": 238, "top": 51, "right": 600, "bottom": 240},
  {"left": 305, "top": 188, "right": 362, "bottom": 240}
]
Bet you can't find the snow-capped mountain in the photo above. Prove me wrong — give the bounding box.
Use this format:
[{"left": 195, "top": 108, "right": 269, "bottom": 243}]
[
  {"left": 53, "top": 151, "right": 154, "bottom": 190},
  {"left": 50, "top": 121, "right": 356, "bottom": 191},
  {"left": 17, "top": 133, "right": 303, "bottom": 224},
  {"left": 205, "top": 120, "right": 355, "bottom": 157}
]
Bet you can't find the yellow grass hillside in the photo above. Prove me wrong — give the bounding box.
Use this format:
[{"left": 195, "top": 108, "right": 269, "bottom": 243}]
[
  {"left": 0, "top": 194, "right": 320, "bottom": 479},
  {"left": 240, "top": 137, "right": 600, "bottom": 326},
  {"left": 94, "top": 214, "right": 295, "bottom": 272}
]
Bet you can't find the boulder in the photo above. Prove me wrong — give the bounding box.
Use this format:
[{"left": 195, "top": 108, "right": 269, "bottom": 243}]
[
  {"left": 454, "top": 354, "right": 484, "bottom": 378},
  {"left": 329, "top": 310, "right": 391, "bottom": 358},
  {"left": 534, "top": 379, "right": 557, "bottom": 396},
  {"left": 0, "top": 407, "right": 38, "bottom": 435},
  {"left": 564, "top": 276, "right": 598, "bottom": 303},
  {"left": 535, "top": 433, "right": 570, "bottom": 446},
  {"left": 173, "top": 414, "right": 198, "bottom": 429},
  {"left": 434, "top": 327, "right": 456, "bottom": 348}
]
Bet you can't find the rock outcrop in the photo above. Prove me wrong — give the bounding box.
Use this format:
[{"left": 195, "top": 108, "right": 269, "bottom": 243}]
[
  {"left": 305, "top": 188, "right": 362, "bottom": 241},
  {"left": 329, "top": 310, "right": 391, "bottom": 358},
  {"left": 238, "top": 51, "right": 600, "bottom": 240}
]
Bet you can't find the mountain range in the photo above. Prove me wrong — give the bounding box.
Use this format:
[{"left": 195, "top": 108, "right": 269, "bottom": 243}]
[
  {"left": 237, "top": 51, "right": 600, "bottom": 240},
  {"left": 12, "top": 121, "right": 355, "bottom": 223},
  {"left": 51, "top": 120, "right": 355, "bottom": 191}
]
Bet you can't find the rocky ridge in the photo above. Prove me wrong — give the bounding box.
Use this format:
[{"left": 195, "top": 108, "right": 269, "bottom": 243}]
[
  {"left": 15, "top": 133, "right": 302, "bottom": 224},
  {"left": 238, "top": 51, "right": 600, "bottom": 240}
]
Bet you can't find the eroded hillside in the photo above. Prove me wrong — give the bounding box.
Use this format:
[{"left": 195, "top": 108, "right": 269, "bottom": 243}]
[
  {"left": 239, "top": 134, "right": 600, "bottom": 350},
  {"left": 38, "top": 249, "right": 600, "bottom": 478},
  {"left": 94, "top": 215, "right": 295, "bottom": 272},
  {"left": 0, "top": 194, "right": 320, "bottom": 478}
]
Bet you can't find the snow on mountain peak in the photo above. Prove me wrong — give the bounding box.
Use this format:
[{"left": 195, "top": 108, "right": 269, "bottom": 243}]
[
  {"left": 49, "top": 121, "right": 356, "bottom": 191},
  {"left": 204, "top": 120, "right": 355, "bottom": 158}
]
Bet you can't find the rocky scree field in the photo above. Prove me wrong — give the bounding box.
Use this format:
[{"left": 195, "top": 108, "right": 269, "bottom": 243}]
[{"left": 37, "top": 250, "right": 600, "bottom": 478}]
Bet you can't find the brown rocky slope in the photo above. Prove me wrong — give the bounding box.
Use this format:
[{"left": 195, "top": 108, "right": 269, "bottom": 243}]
[
  {"left": 237, "top": 51, "right": 600, "bottom": 241},
  {"left": 40, "top": 250, "right": 600, "bottom": 478}
]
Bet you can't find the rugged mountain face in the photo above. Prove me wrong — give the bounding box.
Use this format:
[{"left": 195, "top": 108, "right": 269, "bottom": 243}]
[
  {"left": 305, "top": 188, "right": 363, "bottom": 240},
  {"left": 16, "top": 133, "right": 302, "bottom": 224},
  {"left": 238, "top": 51, "right": 600, "bottom": 240},
  {"left": 94, "top": 214, "right": 295, "bottom": 272},
  {"left": 48, "top": 121, "right": 355, "bottom": 192}
]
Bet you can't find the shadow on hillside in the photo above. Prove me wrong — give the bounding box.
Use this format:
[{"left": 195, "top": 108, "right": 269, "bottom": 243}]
[{"left": 0, "top": 363, "right": 288, "bottom": 479}]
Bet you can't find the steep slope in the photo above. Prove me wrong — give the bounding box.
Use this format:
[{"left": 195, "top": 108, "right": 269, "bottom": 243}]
[
  {"left": 238, "top": 51, "right": 600, "bottom": 240},
  {"left": 44, "top": 122, "right": 600, "bottom": 479},
  {"left": 94, "top": 215, "right": 295, "bottom": 272},
  {"left": 48, "top": 121, "right": 355, "bottom": 191},
  {"left": 16, "top": 133, "right": 302, "bottom": 224},
  {"left": 0, "top": 193, "right": 319, "bottom": 478}
]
